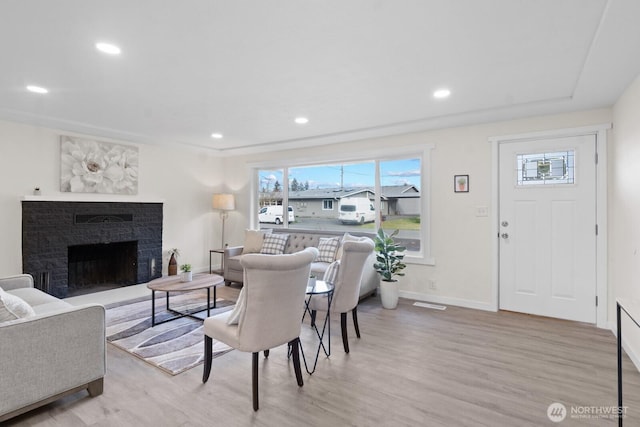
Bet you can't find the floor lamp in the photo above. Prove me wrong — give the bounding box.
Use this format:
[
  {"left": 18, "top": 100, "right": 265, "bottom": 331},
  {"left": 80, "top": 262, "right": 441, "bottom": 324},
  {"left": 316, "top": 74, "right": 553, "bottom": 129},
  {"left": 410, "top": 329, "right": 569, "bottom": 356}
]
[{"left": 212, "top": 193, "right": 235, "bottom": 250}]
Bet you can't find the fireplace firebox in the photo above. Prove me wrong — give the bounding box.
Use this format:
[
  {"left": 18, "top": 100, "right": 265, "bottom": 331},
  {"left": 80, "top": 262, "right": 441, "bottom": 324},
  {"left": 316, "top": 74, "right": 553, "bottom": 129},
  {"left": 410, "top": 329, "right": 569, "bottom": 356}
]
[{"left": 68, "top": 240, "right": 138, "bottom": 296}]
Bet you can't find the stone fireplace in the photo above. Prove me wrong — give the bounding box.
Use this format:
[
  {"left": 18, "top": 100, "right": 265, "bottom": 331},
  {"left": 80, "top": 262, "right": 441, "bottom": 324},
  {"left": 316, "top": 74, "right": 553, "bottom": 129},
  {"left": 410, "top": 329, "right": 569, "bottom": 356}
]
[{"left": 22, "top": 201, "right": 163, "bottom": 298}]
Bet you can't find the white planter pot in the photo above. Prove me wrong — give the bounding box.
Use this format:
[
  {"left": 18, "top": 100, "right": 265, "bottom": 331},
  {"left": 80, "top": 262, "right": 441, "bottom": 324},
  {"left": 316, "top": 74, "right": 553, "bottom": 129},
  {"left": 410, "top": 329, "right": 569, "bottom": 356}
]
[
  {"left": 181, "top": 271, "right": 193, "bottom": 282},
  {"left": 380, "top": 280, "right": 399, "bottom": 309}
]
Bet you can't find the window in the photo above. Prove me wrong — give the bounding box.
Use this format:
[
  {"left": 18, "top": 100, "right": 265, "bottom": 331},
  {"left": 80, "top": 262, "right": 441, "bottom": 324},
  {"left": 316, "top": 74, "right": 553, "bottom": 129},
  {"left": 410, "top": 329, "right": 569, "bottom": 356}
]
[
  {"left": 253, "top": 149, "right": 430, "bottom": 261},
  {"left": 379, "top": 158, "right": 422, "bottom": 252},
  {"left": 517, "top": 151, "right": 575, "bottom": 186}
]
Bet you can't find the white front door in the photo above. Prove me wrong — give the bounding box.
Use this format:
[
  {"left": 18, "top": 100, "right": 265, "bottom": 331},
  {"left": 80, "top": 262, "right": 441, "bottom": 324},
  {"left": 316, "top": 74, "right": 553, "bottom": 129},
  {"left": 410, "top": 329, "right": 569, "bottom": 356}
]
[{"left": 499, "top": 135, "right": 597, "bottom": 323}]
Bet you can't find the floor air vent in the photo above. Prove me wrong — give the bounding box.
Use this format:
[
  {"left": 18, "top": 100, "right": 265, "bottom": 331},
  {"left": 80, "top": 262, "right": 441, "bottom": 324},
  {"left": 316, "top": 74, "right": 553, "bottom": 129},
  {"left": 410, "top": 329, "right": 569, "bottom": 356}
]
[{"left": 413, "top": 302, "right": 447, "bottom": 310}]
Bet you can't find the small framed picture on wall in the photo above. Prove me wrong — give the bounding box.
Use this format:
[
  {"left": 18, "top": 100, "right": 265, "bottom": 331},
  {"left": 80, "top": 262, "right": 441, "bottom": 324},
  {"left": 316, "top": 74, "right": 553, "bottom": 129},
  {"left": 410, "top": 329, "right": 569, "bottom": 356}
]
[{"left": 454, "top": 175, "right": 469, "bottom": 193}]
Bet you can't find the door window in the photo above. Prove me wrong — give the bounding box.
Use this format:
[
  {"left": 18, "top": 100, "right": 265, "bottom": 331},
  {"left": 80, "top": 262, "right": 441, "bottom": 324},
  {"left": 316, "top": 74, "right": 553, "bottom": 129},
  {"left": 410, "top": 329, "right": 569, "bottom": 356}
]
[{"left": 516, "top": 150, "right": 575, "bottom": 186}]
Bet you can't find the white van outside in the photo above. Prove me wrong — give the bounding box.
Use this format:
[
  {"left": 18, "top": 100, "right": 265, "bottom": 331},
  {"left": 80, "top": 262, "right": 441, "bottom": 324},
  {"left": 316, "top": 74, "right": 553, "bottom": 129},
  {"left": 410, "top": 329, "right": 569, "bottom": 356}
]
[
  {"left": 339, "top": 197, "right": 375, "bottom": 224},
  {"left": 258, "top": 205, "right": 295, "bottom": 224}
]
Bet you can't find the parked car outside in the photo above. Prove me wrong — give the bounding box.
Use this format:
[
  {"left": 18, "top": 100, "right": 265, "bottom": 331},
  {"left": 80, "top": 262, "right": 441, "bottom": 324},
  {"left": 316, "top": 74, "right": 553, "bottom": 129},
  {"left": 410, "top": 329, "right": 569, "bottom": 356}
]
[
  {"left": 339, "top": 197, "right": 375, "bottom": 224},
  {"left": 258, "top": 205, "right": 295, "bottom": 224}
]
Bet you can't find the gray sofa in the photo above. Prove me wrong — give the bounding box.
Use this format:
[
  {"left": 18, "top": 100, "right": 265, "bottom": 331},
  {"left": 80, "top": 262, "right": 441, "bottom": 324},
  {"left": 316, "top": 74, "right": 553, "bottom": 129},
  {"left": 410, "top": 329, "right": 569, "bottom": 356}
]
[
  {"left": 0, "top": 274, "right": 105, "bottom": 422},
  {"left": 224, "top": 230, "right": 379, "bottom": 299}
]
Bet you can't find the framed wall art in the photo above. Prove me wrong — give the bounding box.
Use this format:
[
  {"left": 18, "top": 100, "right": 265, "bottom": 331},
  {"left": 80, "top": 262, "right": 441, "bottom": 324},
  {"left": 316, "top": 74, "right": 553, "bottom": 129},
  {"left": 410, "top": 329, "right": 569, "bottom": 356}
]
[
  {"left": 60, "top": 135, "right": 139, "bottom": 194},
  {"left": 454, "top": 175, "right": 469, "bottom": 193}
]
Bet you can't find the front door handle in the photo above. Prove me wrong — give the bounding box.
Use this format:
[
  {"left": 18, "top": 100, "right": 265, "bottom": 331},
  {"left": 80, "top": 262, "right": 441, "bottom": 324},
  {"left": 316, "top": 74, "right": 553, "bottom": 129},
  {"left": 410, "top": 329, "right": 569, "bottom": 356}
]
[{"left": 501, "top": 233, "right": 509, "bottom": 239}]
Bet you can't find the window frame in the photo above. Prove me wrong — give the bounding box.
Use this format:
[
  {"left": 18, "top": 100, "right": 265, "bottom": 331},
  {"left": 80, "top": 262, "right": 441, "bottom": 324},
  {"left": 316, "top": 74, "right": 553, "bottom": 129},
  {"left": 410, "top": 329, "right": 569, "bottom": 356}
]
[
  {"left": 249, "top": 145, "right": 434, "bottom": 265},
  {"left": 322, "top": 199, "right": 334, "bottom": 211}
]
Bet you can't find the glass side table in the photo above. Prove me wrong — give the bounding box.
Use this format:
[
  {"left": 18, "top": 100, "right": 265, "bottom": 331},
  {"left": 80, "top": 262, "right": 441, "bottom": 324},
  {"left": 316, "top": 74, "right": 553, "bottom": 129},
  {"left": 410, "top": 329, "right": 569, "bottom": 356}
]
[{"left": 300, "top": 280, "right": 334, "bottom": 374}]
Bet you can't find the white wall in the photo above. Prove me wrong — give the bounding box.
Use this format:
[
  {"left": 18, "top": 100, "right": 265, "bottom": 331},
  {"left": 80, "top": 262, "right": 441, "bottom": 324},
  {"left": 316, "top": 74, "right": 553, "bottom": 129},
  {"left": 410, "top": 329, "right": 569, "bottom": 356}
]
[
  {"left": 0, "top": 106, "right": 615, "bottom": 310},
  {"left": 0, "top": 120, "right": 224, "bottom": 277},
  {"left": 222, "top": 108, "right": 612, "bottom": 310},
  {"left": 610, "top": 74, "right": 640, "bottom": 365}
]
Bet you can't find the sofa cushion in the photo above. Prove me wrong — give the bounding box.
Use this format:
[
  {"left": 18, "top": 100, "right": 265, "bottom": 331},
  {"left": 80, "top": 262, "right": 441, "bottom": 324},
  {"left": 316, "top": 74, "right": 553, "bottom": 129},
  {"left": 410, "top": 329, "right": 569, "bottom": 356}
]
[
  {"left": 242, "top": 229, "right": 272, "bottom": 254},
  {"left": 310, "top": 262, "right": 329, "bottom": 277},
  {"left": 261, "top": 233, "right": 289, "bottom": 255},
  {"left": 8, "top": 287, "right": 66, "bottom": 306},
  {"left": 0, "top": 287, "right": 36, "bottom": 322},
  {"left": 317, "top": 237, "right": 340, "bottom": 263},
  {"left": 226, "top": 254, "right": 244, "bottom": 273}
]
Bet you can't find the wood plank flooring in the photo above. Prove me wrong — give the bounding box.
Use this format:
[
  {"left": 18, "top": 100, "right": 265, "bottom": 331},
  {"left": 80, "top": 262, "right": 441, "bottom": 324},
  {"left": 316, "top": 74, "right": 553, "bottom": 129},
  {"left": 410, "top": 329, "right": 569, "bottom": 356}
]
[{"left": 5, "top": 290, "right": 640, "bottom": 426}]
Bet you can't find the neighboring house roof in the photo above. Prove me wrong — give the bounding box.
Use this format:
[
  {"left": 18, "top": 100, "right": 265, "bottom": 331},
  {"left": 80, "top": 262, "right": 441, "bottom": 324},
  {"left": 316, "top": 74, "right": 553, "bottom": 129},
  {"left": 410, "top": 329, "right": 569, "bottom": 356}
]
[
  {"left": 262, "top": 185, "right": 420, "bottom": 200},
  {"left": 381, "top": 185, "right": 420, "bottom": 199}
]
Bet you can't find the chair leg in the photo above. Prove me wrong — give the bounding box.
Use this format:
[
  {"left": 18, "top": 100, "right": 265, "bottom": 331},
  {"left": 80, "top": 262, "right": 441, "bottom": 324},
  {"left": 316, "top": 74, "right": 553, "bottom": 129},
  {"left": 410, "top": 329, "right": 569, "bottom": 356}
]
[
  {"left": 290, "top": 338, "right": 304, "bottom": 387},
  {"left": 352, "top": 306, "right": 361, "bottom": 339},
  {"left": 341, "top": 312, "right": 349, "bottom": 353},
  {"left": 264, "top": 349, "right": 270, "bottom": 358},
  {"left": 203, "top": 336, "right": 213, "bottom": 383},
  {"left": 311, "top": 310, "right": 317, "bottom": 327},
  {"left": 253, "top": 352, "right": 259, "bottom": 411}
]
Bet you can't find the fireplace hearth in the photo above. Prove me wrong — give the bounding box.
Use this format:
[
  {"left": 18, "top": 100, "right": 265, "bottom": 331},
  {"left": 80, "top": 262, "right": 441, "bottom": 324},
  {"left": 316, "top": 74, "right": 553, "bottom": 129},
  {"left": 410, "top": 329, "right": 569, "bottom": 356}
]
[{"left": 22, "top": 201, "right": 163, "bottom": 298}]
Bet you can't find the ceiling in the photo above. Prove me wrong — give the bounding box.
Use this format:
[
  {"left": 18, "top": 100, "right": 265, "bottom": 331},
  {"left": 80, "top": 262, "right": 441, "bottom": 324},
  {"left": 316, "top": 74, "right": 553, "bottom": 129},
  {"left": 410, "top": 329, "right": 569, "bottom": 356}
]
[{"left": 1, "top": 0, "right": 639, "bottom": 156}]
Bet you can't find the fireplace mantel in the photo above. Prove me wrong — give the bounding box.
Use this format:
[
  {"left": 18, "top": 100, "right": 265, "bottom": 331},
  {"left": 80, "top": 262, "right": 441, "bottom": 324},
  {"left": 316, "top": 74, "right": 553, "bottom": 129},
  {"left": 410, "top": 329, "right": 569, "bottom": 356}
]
[{"left": 23, "top": 195, "right": 164, "bottom": 203}]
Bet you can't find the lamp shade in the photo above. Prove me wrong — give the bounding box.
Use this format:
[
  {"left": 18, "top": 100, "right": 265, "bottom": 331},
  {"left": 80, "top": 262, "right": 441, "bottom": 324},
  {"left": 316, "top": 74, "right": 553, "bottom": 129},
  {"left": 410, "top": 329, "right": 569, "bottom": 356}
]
[{"left": 212, "top": 193, "right": 235, "bottom": 211}]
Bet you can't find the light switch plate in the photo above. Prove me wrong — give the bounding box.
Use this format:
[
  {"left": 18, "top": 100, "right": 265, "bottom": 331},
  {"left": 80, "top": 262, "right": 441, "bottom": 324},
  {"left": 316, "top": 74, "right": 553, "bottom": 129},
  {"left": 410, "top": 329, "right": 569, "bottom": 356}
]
[{"left": 475, "top": 206, "right": 489, "bottom": 217}]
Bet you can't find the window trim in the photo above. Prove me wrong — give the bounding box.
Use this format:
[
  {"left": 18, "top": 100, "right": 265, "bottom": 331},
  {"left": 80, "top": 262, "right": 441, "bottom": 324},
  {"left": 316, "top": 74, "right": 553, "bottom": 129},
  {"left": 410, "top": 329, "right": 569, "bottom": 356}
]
[{"left": 249, "top": 144, "right": 434, "bottom": 265}]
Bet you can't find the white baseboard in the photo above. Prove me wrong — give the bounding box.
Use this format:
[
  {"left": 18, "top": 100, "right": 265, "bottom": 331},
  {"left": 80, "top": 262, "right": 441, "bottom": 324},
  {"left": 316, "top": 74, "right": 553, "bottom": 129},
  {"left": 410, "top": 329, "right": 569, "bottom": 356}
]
[
  {"left": 609, "top": 322, "right": 640, "bottom": 374},
  {"left": 399, "top": 291, "right": 496, "bottom": 312}
]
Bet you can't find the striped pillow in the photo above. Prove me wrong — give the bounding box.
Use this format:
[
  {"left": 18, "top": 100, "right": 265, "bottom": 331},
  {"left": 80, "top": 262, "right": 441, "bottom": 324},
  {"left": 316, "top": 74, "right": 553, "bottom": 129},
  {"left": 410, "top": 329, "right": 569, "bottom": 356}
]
[
  {"left": 323, "top": 260, "right": 340, "bottom": 285},
  {"left": 260, "top": 233, "right": 289, "bottom": 255}
]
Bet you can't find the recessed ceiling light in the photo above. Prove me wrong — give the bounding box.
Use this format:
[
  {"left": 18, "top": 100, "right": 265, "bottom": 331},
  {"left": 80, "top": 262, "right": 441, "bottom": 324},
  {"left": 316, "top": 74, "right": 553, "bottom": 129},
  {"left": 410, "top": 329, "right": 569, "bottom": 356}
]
[
  {"left": 211, "top": 133, "right": 223, "bottom": 139},
  {"left": 433, "top": 88, "right": 451, "bottom": 99},
  {"left": 26, "top": 85, "right": 48, "bottom": 94},
  {"left": 96, "top": 42, "right": 121, "bottom": 55},
  {"left": 294, "top": 117, "right": 309, "bottom": 124}
]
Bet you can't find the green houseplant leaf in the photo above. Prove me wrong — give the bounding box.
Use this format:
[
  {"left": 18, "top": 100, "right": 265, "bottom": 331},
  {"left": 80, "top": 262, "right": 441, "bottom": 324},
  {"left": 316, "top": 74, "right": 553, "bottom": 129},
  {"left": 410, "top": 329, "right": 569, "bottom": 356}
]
[{"left": 373, "top": 228, "right": 407, "bottom": 282}]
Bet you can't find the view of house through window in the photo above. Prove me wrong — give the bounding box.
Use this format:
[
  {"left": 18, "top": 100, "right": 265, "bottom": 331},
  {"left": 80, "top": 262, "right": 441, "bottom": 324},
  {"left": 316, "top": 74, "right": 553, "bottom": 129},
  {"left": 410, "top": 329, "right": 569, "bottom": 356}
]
[
  {"left": 256, "top": 156, "right": 422, "bottom": 252},
  {"left": 379, "top": 158, "right": 421, "bottom": 252}
]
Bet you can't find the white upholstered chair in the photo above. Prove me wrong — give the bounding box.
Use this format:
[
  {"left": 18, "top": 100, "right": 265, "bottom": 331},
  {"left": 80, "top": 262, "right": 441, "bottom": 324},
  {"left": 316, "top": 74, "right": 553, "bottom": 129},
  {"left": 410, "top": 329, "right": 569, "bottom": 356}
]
[
  {"left": 309, "top": 237, "right": 374, "bottom": 353},
  {"left": 202, "top": 247, "right": 318, "bottom": 411}
]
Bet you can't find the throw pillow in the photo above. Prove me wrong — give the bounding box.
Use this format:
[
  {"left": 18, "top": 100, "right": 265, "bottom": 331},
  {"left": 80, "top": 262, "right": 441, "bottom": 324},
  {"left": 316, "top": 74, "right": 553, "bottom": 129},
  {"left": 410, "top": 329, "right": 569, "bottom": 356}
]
[
  {"left": 260, "top": 233, "right": 289, "bottom": 255},
  {"left": 323, "top": 260, "right": 341, "bottom": 285},
  {"left": 317, "top": 237, "right": 340, "bottom": 263},
  {"left": 242, "top": 229, "right": 272, "bottom": 254},
  {"left": 226, "top": 286, "right": 246, "bottom": 325},
  {"left": 0, "top": 287, "right": 36, "bottom": 322}
]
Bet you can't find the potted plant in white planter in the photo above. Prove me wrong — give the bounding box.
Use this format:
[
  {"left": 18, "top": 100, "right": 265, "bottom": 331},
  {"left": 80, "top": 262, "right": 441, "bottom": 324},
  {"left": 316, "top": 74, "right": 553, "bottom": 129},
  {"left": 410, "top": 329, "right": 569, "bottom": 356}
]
[
  {"left": 180, "top": 263, "right": 192, "bottom": 282},
  {"left": 374, "top": 228, "right": 406, "bottom": 309}
]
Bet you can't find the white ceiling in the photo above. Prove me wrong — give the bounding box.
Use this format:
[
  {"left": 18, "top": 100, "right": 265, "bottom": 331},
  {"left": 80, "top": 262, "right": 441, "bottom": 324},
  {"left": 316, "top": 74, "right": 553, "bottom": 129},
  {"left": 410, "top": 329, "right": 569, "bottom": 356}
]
[{"left": 1, "top": 0, "right": 639, "bottom": 155}]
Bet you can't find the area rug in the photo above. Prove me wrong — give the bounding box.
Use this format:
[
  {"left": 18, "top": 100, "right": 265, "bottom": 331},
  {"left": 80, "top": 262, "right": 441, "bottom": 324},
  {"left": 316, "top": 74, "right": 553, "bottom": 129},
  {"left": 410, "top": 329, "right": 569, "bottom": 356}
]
[{"left": 105, "top": 290, "right": 235, "bottom": 375}]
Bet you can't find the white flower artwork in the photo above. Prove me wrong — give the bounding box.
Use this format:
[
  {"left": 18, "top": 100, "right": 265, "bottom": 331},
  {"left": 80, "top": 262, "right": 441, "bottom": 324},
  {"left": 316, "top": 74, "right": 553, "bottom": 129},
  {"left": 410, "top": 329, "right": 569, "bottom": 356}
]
[{"left": 60, "top": 136, "right": 139, "bottom": 194}]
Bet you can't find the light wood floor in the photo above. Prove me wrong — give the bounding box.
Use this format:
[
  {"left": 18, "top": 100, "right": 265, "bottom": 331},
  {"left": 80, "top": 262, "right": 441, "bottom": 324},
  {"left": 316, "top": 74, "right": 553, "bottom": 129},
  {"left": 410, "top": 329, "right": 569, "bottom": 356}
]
[{"left": 6, "top": 289, "right": 640, "bottom": 427}]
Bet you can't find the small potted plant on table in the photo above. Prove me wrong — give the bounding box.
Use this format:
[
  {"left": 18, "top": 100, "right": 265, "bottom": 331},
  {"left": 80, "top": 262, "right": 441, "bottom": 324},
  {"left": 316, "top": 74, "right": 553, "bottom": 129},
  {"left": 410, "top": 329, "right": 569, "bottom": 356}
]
[
  {"left": 374, "top": 228, "right": 407, "bottom": 309},
  {"left": 180, "top": 263, "right": 192, "bottom": 282}
]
